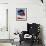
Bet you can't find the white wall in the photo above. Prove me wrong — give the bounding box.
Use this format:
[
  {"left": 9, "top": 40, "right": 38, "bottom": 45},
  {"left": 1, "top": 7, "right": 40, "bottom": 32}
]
[
  {"left": 0, "top": 0, "right": 46, "bottom": 46},
  {"left": 9, "top": 0, "right": 46, "bottom": 46},
  {"left": 0, "top": 0, "right": 8, "bottom": 3}
]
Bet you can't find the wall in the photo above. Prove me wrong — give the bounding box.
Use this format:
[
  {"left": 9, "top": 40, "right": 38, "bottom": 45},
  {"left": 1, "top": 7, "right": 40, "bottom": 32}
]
[
  {"left": 0, "top": 0, "right": 8, "bottom": 3},
  {"left": 9, "top": 0, "right": 46, "bottom": 46}
]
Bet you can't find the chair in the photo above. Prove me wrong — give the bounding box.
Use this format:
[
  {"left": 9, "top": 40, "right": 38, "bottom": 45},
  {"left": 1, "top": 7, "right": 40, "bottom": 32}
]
[{"left": 19, "top": 23, "right": 40, "bottom": 46}]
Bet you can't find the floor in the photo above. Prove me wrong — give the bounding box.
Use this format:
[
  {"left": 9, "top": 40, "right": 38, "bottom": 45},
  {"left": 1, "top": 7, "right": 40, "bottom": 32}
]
[
  {"left": 0, "top": 41, "right": 43, "bottom": 46},
  {"left": 0, "top": 43, "right": 14, "bottom": 46},
  {"left": 19, "top": 41, "right": 43, "bottom": 46}
]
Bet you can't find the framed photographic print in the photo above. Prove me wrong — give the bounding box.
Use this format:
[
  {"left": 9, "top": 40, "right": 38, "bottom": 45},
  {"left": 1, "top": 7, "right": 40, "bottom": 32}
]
[{"left": 16, "top": 8, "right": 27, "bottom": 21}]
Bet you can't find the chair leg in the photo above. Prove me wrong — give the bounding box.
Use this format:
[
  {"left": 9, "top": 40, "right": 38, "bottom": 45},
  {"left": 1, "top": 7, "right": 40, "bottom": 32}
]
[{"left": 20, "top": 41, "right": 21, "bottom": 45}]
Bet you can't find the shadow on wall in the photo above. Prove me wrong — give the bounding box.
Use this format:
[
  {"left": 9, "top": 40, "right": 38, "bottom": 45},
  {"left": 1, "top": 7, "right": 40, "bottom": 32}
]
[{"left": 40, "top": 25, "right": 45, "bottom": 46}]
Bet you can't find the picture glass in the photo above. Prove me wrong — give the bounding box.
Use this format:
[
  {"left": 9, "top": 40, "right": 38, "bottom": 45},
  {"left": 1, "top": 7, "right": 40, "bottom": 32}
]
[{"left": 16, "top": 8, "right": 27, "bottom": 21}]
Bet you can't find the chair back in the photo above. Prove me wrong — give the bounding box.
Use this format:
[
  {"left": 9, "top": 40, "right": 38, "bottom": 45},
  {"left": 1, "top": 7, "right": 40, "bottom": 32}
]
[{"left": 27, "top": 23, "right": 40, "bottom": 35}]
